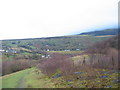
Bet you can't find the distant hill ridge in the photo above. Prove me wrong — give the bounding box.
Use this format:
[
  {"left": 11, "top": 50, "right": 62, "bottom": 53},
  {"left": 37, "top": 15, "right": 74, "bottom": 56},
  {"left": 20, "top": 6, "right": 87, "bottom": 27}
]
[
  {"left": 2, "top": 28, "right": 118, "bottom": 51},
  {"left": 79, "top": 28, "right": 119, "bottom": 36},
  {"left": 3, "top": 28, "right": 119, "bottom": 41}
]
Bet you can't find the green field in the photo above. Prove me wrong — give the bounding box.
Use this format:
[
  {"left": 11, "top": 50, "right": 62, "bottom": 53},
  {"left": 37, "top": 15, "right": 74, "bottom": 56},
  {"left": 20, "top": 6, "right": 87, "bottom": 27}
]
[
  {"left": 2, "top": 68, "right": 32, "bottom": 88},
  {"left": 47, "top": 51, "right": 83, "bottom": 54},
  {"left": 25, "top": 68, "right": 54, "bottom": 88}
]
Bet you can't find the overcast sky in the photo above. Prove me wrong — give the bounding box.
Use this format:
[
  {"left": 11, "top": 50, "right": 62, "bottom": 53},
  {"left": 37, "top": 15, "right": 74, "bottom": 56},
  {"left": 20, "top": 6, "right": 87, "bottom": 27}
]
[{"left": 0, "top": 0, "right": 119, "bottom": 40}]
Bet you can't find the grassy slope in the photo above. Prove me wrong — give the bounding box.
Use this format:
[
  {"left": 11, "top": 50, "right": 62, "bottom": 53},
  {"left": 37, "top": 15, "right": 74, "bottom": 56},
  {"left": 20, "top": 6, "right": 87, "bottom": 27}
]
[
  {"left": 1, "top": 66, "right": 119, "bottom": 88},
  {"left": 2, "top": 68, "right": 32, "bottom": 88},
  {"left": 25, "top": 68, "right": 74, "bottom": 88},
  {"left": 2, "top": 68, "right": 55, "bottom": 88},
  {"left": 25, "top": 68, "right": 119, "bottom": 88},
  {"left": 25, "top": 68, "right": 54, "bottom": 88}
]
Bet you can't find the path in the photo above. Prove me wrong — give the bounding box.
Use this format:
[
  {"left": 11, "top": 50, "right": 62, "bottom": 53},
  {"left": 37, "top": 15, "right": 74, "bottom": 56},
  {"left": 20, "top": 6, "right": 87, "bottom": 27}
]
[
  {"left": 17, "top": 68, "right": 32, "bottom": 88},
  {"left": 2, "top": 68, "right": 33, "bottom": 88}
]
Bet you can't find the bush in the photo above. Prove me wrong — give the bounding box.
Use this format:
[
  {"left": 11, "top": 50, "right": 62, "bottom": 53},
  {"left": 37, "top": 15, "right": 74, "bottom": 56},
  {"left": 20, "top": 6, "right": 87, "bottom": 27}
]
[
  {"left": 86, "top": 35, "right": 119, "bottom": 70},
  {"left": 38, "top": 53, "right": 74, "bottom": 76},
  {"left": 90, "top": 48, "right": 118, "bottom": 69},
  {"left": 2, "top": 60, "right": 37, "bottom": 75}
]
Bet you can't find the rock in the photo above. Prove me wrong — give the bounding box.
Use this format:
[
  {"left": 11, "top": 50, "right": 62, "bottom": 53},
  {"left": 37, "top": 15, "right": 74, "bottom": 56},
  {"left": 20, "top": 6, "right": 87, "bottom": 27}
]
[
  {"left": 99, "top": 76, "right": 108, "bottom": 78},
  {"left": 74, "top": 72, "right": 84, "bottom": 74},
  {"left": 102, "top": 71, "right": 110, "bottom": 74},
  {"left": 108, "top": 85, "right": 112, "bottom": 88},
  {"left": 67, "top": 80, "right": 72, "bottom": 82},
  {"left": 53, "top": 74, "right": 62, "bottom": 78},
  {"left": 113, "top": 79, "right": 120, "bottom": 83}
]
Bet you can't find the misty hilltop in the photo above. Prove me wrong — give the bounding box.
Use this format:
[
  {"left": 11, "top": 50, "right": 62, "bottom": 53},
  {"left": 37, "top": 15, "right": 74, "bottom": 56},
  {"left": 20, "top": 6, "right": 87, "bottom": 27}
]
[{"left": 79, "top": 28, "right": 119, "bottom": 36}]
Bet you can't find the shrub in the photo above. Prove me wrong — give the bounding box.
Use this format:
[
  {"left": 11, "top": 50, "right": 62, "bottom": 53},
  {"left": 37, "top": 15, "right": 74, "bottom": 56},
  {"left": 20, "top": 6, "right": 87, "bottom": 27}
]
[
  {"left": 87, "top": 49, "right": 118, "bottom": 70},
  {"left": 86, "top": 35, "right": 119, "bottom": 70},
  {"left": 2, "top": 60, "right": 37, "bottom": 75},
  {"left": 38, "top": 53, "right": 74, "bottom": 76}
]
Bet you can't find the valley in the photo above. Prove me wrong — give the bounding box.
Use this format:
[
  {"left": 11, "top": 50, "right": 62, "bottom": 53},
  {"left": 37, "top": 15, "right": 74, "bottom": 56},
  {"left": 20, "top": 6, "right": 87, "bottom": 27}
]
[{"left": 1, "top": 28, "right": 119, "bottom": 89}]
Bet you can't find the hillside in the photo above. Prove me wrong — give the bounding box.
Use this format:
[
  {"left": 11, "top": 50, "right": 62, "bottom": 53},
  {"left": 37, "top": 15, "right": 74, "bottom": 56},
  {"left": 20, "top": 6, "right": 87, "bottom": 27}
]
[
  {"left": 2, "top": 29, "right": 120, "bottom": 88},
  {"left": 1, "top": 28, "right": 118, "bottom": 63},
  {"left": 2, "top": 30, "right": 115, "bottom": 52},
  {"left": 79, "top": 28, "right": 119, "bottom": 36},
  {"left": 1, "top": 29, "right": 116, "bottom": 61}
]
